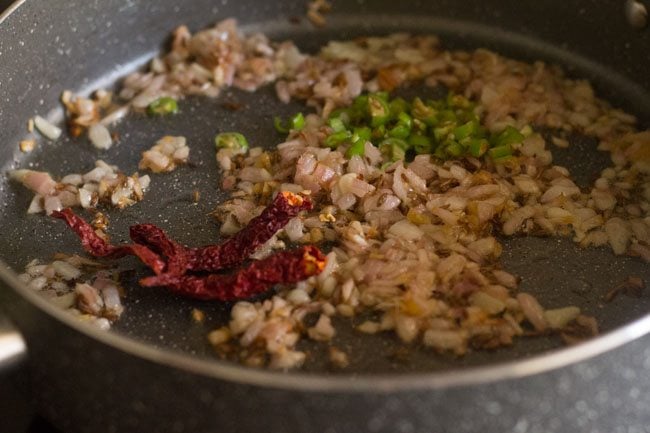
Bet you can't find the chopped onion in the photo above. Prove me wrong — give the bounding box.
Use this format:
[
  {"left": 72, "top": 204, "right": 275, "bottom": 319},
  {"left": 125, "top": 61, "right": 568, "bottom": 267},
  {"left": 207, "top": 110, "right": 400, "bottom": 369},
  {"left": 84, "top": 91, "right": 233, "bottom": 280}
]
[
  {"left": 100, "top": 284, "right": 124, "bottom": 318},
  {"left": 27, "top": 195, "right": 44, "bottom": 214},
  {"left": 388, "top": 220, "right": 423, "bottom": 241},
  {"left": 207, "top": 327, "right": 231, "bottom": 345},
  {"left": 88, "top": 123, "right": 113, "bottom": 150},
  {"left": 75, "top": 283, "right": 104, "bottom": 315},
  {"left": 43, "top": 195, "right": 62, "bottom": 215},
  {"left": 61, "top": 174, "right": 83, "bottom": 185},
  {"left": 423, "top": 329, "right": 466, "bottom": 353},
  {"left": 49, "top": 292, "right": 77, "bottom": 309},
  {"left": 307, "top": 314, "right": 335, "bottom": 341},
  {"left": 78, "top": 188, "right": 93, "bottom": 208},
  {"left": 517, "top": 293, "right": 548, "bottom": 331},
  {"left": 10, "top": 169, "right": 57, "bottom": 196},
  {"left": 51, "top": 260, "right": 81, "bottom": 280},
  {"left": 82, "top": 166, "right": 109, "bottom": 183},
  {"left": 284, "top": 217, "right": 304, "bottom": 242},
  {"left": 100, "top": 105, "right": 130, "bottom": 126},
  {"left": 33, "top": 115, "right": 62, "bottom": 140},
  {"left": 545, "top": 306, "right": 580, "bottom": 329},
  {"left": 287, "top": 288, "right": 311, "bottom": 305},
  {"left": 139, "top": 175, "right": 151, "bottom": 190},
  {"left": 470, "top": 291, "right": 506, "bottom": 315},
  {"left": 229, "top": 302, "right": 259, "bottom": 335}
]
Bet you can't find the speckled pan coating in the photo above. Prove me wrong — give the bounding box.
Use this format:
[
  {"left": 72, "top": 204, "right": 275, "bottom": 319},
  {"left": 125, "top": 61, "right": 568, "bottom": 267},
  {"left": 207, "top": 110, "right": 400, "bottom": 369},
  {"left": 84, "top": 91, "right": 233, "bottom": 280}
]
[{"left": 1, "top": 0, "right": 650, "bottom": 432}]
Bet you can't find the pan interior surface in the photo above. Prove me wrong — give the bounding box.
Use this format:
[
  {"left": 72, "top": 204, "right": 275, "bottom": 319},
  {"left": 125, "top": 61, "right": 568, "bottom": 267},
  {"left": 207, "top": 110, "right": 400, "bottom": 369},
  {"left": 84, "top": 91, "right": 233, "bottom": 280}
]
[{"left": 1, "top": 11, "right": 649, "bottom": 375}]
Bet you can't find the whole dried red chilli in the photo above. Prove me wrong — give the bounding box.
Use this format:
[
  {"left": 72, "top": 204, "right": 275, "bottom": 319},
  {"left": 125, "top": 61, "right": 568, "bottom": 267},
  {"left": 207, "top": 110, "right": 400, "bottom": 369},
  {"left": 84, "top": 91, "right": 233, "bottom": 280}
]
[
  {"left": 139, "top": 246, "right": 327, "bottom": 301},
  {"left": 51, "top": 208, "right": 167, "bottom": 274},
  {"left": 130, "top": 191, "right": 313, "bottom": 274},
  {"left": 128, "top": 223, "right": 189, "bottom": 275},
  {"left": 189, "top": 191, "right": 313, "bottom": 272},
  {"left": 52, "top": 197, "right": 324, "bottom": 301},
  {"left": 52, "top": 191, "right": 312, "bottom": 277}
]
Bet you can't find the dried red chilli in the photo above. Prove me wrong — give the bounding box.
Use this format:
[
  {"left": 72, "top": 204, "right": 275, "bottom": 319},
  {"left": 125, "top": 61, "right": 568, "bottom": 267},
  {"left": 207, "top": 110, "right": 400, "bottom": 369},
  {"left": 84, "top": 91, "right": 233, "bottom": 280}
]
[
  {"left": 128, "top": 223, "right": 189, "bottom": 275},
  {"left": 52, "top": 191, "right": 312, "bottom": 280},
  {"left": 189, "top": 191, "right": 312, "bottom": 272},
  {"left": 52, "top": 206, "right": 326, "bottom": 300},
  {"left": 130, "top": 191, "right": 313, "bottom": 274},
  {"left": 139, "top": 246, "right": 327, "bottom": 301},
  {"left": 51, "top": 208, "right": 166, "bottom": 274}
]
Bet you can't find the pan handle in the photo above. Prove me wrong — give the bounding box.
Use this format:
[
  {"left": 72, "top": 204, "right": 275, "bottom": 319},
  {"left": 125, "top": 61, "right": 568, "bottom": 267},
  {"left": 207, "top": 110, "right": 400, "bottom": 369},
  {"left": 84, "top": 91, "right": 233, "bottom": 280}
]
[
  {"left": 626, "top": 0, "right": 648, "bottom": 28},
  {"left": 0, "top": 315, "right": 27, "bottom": 368},
  {"left": 0, "top": 315, "right": 33, "bottom": 432}
]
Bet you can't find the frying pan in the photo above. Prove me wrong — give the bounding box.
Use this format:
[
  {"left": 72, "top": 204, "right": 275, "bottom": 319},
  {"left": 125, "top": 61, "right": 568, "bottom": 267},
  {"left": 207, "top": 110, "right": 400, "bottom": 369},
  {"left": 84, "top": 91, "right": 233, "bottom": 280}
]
[{"left": 1, "top": 0, "right": 650, "bottom": 431}]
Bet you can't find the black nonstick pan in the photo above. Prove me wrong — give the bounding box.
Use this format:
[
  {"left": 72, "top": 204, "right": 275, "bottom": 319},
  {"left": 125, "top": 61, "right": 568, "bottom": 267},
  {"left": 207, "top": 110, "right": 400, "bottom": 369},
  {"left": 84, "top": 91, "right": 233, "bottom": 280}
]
[{"left": 1, "top": 0, "right": 650, "bottom": 432}]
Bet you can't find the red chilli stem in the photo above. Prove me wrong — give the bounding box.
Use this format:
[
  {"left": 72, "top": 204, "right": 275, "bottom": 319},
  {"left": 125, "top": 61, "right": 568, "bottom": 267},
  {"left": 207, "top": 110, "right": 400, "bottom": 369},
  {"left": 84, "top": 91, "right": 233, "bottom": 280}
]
[
  {"left": 51, "top": 208, "right": 166, "bottom": 274},
  {"left": 140, "top": 246, "right": 327, "bottom": 301}
]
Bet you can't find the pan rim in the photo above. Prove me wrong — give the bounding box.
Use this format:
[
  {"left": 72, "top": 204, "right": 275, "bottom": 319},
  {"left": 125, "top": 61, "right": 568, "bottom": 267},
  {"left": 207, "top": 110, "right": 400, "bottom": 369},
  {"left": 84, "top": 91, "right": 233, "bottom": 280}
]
[
  {"left": 2, "top": 0, "right": 650, "bottom": 393},
  {"left": 0, "top": 0, "right": 25, "bottom": 24},
  {"left": 2, "top": 259, "right": 649, "bottom": 393}
]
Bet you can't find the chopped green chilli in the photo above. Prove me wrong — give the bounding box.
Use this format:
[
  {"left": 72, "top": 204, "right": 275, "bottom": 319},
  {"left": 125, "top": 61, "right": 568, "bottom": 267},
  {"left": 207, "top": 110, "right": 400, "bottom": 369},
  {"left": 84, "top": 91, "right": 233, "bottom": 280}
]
[
  {"left": 368, "top": 94, "right": 390, "bottom": 127},
  {"left": 147, "top": 97, "right": 179, "bottom": 116},
  {"left": 345, "top": 139, "right": 366, "bottom": 158},
  {"left": 487, "top": 144, "right": 513, "bottom": 160},
  {"left": 320, "top": 91, "right": 530, "bottom": 163},
  {"left": 328, "top": 117, "right": 347, "bottom": 133},
  {"left": 380, "top": 138, "right": 408, "bottom": 162},
  {"left": 409, "top": 134, "right": 433, "bottom": 154},
  {"left": 325, "top": 130, "right": 352, "bottom": 148},
  {"left": 491, "top": 126, "right": 525, "bottom": 148},
  {"left": 468, "top": 138, "right": 489, "bottom": 158},
  {"left": 215, "top": 132, "right": 249, "bottom": 151},
  {"left": 274, "top": 112, "right": 306, "bottom": 133}
]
